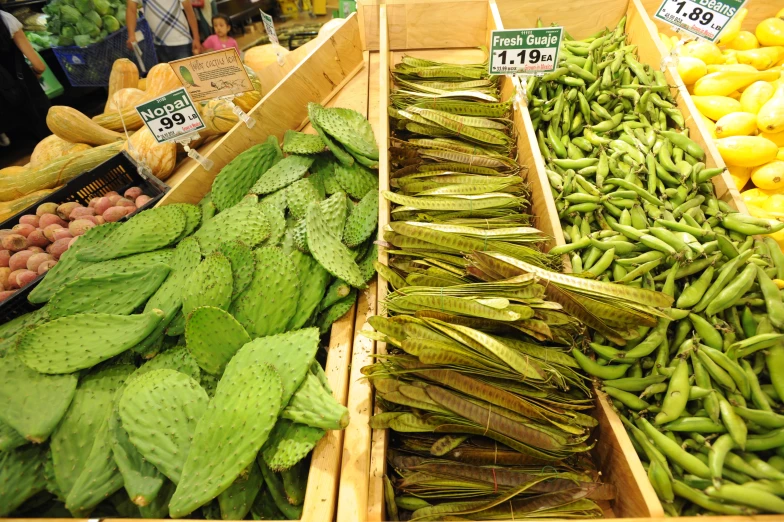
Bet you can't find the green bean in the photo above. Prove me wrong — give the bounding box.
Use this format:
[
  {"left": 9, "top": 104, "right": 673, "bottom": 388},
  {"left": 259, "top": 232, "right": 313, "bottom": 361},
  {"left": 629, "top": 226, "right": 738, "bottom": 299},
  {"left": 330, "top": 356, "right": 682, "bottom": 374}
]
[
  {"left": 676, "top": 267, "right": 714, "bottom": 309},
  {"left": 742, "top": 360, "right": 773, "bottom": 412},
  {"left": 706, "top": 484, "right": 784, "bottom": 513},
  {"left": 746, "top": 428, "right": 784, "bottom": 452},
  {"left": 639, "top": 417, "right": 711, "bottom": 478},
  {"left": 672, "top": 479, "right": 755, "bottom": 515},
  {"left": 603, "top": 374, "right": 667, "bottom": 392},
  {"left": 740, "top": 452, "right": 784, "bottom": 481},
  {"left": 572, "top": 348, "right": 629, "bottom": 379},
  {"left": 665, "top": 417, "right": 726, "bottom": 433},
  {"left": 694, "top": 251, "right": 754, "bottom": 313},
  {"left": 603, "top": 386, "right": 650, "bottom": 410},
  {"left": 695, "top": 349, "right": 736, "bottom": 392},
  {"left": 655, "top": 358, "right": 689, "bottom": 425},
  {"left": 757, "top": 266, "right": 784, "bottom": 329},
  {"left": 689, "top": 314, "right": 723, "bottom": 351},
  {"left": 701, "top": 345, "right": 751, "bottom": 399}
]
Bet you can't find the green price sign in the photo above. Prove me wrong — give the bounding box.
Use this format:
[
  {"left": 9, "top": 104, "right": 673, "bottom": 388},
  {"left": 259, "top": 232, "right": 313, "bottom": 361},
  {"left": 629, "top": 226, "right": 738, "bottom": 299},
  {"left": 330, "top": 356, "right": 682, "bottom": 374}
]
[
  {"left": 489, "top": 27, "right": 562, "bottom": 76},
  {"left": 135, "top": 87, "right": 205, "bottom": 143},
  {"left": 654, "top": 0, "right": 747, "bottom": 42}
]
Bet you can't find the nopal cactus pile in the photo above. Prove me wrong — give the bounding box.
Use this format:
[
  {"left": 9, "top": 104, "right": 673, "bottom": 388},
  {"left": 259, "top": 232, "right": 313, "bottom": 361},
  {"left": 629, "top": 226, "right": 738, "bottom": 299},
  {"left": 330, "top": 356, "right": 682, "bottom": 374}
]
[{"left": 0, "top": 103, "right": 379, "bottom": 519}]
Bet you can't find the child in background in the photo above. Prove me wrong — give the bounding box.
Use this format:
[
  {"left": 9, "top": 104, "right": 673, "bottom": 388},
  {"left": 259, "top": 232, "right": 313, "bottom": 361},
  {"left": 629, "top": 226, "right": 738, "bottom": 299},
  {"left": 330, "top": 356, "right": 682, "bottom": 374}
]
[{"left": 202, "top": 14, "right": 239, "bottom": 53}]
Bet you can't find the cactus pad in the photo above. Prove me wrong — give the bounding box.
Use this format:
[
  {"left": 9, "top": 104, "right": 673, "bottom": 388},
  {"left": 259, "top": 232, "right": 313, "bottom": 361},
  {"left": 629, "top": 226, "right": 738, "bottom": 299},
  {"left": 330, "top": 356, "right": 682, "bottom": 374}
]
[
  {"left": 181, "top": 252, "right": 233, "bottom": 319},
  {"left": 250, "top": 154, "right": 315, "bottom": 195},
  {"left": 51, "top": 364, "right": 133, "bottom": 499},
  {"left": 306, "top": 202, "right": 366, "bottom": 289},
  {"left": 77, "top": 205, "right": 187, "bottom": 262},
  {"left": 217, "top": 240, "right": 255, "bottom": 299},
  {"left": 109, "top": 408, "right": 164, "bottom": 508},
  {"left": 168, "top": 360, "right": 282, "bottom": 518},
  {"left": 315, "top": 106, "right": 379, "bottom": 161},
  {"left": 65, "top": 415, "right": 124, "bottom": 516},
  {"left": 193, "top": 204, "right": 270, "bottom": 254},
  {"left": 0, "top": 419, "right": 27, "bottom": 452},
  {"left": 357, "top": 242, "right": 378, "bottom": 285},
  {"left": 136, "top": 345, "right": 202, "bottom": 383},
  {"left": 311, "top": 155, "right": 340, "bottom": 195},
  {"left": 317, "top": 290, "right": 357, "bottom": 335},
  {"left": 259, "top": 204, "right": 287, "bottom": 248},
  {"left": 119, "top": 369, "right": 209, "bottom": 485},
  {"left": 48, "top": 264, "right": 170, "bottom": 319},
  {"left": 169, "top": 203, "right": 202, "bottom": 240},
  {"left": 343, "top": 190, "right": 379, "bottom": 248},
  {"left": 308, "top": 103, "right": 354, "bottom": 168},
  {"left": 282, "top": 130, "right": 325, "bottom": 154},
  {"left": 0, "top": 356, "right": 77, "bottom": 443},
  {"left": 138, "top": 479, "right": 175, "bottom": 518},
  {"left": 212, "top": 138, "right": 283, "bottom": 211},
  {"left": 320, "top": 278, "right": 351, "bottom": 311},
  {"left": 281, "top": 372, "right": 350, "bottom": 430},
  {"left": 259, "top": 459, "right": 303, "bottom": 520},
  {"left": 286, "top": 178, "right": 322, "bottom": 220},
  {"left": 27, "top": 222, "right": 121, "bottom": 303},
  {"left": 17, "top": 311, "right": 165, "bottom": 374},
  {"left": 334, "top": 162, "right": 378, "bottom": 199},
  {"left": 230, "top": 247, "right": 299, "bottom": 338},
  {"left": 261, "top": 419, "right": 325, "bottom": 472},
  {"left": 217, "top": 461, "right": 263, "bottom": 520},
  {"left": 259, "top": 188, "right": 288, "bottom": 214},
  {"left": 165, "top": 311, "right": 186, "bottom": 338},
  {"left": 0, "top": 445, "right": 47, "bottom": 516},
  {"left": 286, "top": 250, "right": 330, "bottom": 330},
  {"left": 281, "top": 460, "right": 308, "bottom": 506},
  {"left": 185, "top": 306, "right": 251, "bottom": 375}
]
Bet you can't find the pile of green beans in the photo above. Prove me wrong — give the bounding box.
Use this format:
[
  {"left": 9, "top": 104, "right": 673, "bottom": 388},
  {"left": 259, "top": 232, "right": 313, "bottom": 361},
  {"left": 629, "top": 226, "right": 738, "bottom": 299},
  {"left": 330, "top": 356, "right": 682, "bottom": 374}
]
[{"left": 528, "top": 17, "right": 784, "bottom": 516}]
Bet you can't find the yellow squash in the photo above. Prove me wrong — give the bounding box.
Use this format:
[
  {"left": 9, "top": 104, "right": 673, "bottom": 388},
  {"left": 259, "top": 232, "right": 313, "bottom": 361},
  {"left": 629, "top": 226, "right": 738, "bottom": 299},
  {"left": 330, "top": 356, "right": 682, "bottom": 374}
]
[
  {"left": 681, "top": 40, "right": 724, "bottom": 65},
  {"left": 692, "top": 95, "right": 742, "bottom": 120},
  {"left": 716, "top": 136, "right": 779, "bottom": 167},
  {"left": 717, "top": 7, "right": 747, "bottom": 46},
  {"left": 735, "top": 47, "right": 784, "bottom": 70},
  {"left": 752, "top": 160, "right": 784, "bottom": 190},
  {"left": 757, "top": 85, "right": 784, "bottom": 134},
  {"left": 727, "top": 31, "right": 759, "bottom": 51},
  {"left": 693, "top": 70, "right": 780, "bottom": 97},
  {"left": 727, "top": 165, "right": 751, "bottom": 190},
  {"left": 715, "top": 112, "right": 757, "bottom": 138},
  {"left": 677, "top": 57, "right": 707, "bottom": 85},
  {"left": 740, "top": 81, "right": 775, "bottom": 113},
  {"left": 757, "top": 18, "right": 784, "bottom": 47}
]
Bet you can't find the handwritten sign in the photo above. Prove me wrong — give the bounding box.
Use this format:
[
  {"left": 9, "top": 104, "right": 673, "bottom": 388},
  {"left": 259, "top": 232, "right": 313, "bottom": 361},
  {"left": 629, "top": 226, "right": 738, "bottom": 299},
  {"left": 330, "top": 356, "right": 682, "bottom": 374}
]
[{"left": 169, "top": 48, "right": 253, "bottom": 103}]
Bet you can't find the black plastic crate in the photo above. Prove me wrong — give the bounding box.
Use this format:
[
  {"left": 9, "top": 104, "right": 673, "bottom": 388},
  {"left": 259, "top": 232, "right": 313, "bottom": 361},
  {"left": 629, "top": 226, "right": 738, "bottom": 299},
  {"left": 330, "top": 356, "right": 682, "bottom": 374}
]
[{"left": 0, "top": 151, "right": 169, "bottom": 324}]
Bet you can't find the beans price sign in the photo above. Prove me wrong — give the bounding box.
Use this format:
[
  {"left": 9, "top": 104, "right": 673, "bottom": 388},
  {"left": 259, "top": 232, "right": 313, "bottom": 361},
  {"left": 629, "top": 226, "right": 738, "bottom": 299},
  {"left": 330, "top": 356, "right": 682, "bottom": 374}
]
[
  {"left": 135, "top": 87, "right": 205, "bottom": 144},
  {"left": 489, "top": 27, "right": 562, "bottom": 76},
  {"left": 654, "top": 0, "right": 747, "bottom": 42}
]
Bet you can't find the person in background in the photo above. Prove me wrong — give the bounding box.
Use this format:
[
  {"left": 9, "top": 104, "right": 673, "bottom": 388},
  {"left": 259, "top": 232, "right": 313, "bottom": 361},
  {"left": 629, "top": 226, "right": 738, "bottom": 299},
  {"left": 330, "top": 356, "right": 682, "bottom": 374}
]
[
  {"left": 201, "top": 14, "right": 239, "bottom": 53},
  {"left": 126, "top": 0, "right": 201, "bottom": 62},
  {"left": 0, "top": 9, "right": 50, "bottom": 146}
]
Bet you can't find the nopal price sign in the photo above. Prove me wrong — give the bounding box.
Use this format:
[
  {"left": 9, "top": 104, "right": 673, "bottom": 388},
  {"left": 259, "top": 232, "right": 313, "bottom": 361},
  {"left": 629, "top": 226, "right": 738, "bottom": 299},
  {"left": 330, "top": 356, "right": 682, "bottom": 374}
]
[
  {"left": 654, "top": 0, "right": 746, "bottom": 42},
  {"left": 135, "top": 87, "right": 205, "bottom": 144},
  {"left": 489, "top": 27, "right": 562, "bottom": 76}
]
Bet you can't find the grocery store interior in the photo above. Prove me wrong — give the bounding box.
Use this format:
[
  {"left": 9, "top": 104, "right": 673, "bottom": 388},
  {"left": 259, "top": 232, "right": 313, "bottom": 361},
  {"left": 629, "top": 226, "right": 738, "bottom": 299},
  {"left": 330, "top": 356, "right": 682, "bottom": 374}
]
[{"left": 1, "top": 0, "right": 784, "bottom": 520}]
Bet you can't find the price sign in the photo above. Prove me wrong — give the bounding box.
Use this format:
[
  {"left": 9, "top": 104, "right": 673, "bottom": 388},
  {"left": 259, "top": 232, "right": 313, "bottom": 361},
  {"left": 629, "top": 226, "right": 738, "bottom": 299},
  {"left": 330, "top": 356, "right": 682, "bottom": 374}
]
[
  {"left": 489, "top": 28, "right": 562, "bottom": 76},
  {"left": 169, "top": 49, "right": 253, "bottom": 103},
  {"left": 135, "top": 87, "right": 205, "bottom": 143},
  {"left": 260, "top": 9, "right": 279, "bottom": 46},
  {"left": 654, "top": 0, "right": 746, "bottom": 42}
]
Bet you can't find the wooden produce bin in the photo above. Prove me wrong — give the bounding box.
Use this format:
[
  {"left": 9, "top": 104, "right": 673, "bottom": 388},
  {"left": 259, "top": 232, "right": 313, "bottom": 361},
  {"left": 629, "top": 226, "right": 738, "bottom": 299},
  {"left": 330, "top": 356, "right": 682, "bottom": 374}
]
[
  {"left": 148, "top": 14, "right": 371, "bottom": 522},
  {"left": 338, "top": 1, "right": 662, "bottom": 521}
]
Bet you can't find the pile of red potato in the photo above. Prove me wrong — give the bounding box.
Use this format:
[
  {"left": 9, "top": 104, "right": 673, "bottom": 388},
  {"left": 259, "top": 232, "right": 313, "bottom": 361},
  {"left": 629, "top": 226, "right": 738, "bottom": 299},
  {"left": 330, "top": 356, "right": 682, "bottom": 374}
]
[{"left": 0, "top": 187, "right": 151, "bottom": 300}]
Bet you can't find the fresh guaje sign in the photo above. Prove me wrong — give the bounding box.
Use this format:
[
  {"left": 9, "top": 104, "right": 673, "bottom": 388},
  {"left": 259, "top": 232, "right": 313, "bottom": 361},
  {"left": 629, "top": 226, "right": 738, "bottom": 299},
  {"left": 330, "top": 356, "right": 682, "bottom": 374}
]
[
  {"left": 135, "top": 88, "right": 205, "bottom": 143},
  {"left": 489, "top": 28, "right": 562, "bottom": 75},
  {"left": 654, "top": 0, "right": 747, "bottom": 42}
]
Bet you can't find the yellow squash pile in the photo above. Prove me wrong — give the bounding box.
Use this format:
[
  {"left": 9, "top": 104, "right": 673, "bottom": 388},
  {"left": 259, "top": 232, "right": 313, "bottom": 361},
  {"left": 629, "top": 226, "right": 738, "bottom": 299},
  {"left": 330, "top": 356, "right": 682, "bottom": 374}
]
[{"left": 661, "top": 7, "right": 784, "bottom": 246}]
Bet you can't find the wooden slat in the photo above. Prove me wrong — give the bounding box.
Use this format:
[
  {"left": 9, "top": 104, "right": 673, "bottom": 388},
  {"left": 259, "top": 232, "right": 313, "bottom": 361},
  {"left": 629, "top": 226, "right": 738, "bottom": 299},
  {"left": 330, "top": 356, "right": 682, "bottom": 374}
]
[{"left": 157, "top": 14, "right": 364, "bottom": 206}]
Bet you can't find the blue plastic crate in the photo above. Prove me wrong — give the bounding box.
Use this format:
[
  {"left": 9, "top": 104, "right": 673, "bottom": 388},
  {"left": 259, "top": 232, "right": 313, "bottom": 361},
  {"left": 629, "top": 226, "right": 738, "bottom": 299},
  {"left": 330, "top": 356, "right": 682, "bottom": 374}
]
[{"left": 52, "top": 18, "right": 158, "bottom": 87}]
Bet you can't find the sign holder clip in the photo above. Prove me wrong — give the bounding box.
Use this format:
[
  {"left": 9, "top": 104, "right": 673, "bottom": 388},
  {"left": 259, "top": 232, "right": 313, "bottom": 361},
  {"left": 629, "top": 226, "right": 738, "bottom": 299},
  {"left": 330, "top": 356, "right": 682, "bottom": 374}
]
[
  {"left": 220, "top": 94, "right": 256, "bottom": 129},
  {"left": 176, "top": 132, "right": 214, "bottom": 171}
]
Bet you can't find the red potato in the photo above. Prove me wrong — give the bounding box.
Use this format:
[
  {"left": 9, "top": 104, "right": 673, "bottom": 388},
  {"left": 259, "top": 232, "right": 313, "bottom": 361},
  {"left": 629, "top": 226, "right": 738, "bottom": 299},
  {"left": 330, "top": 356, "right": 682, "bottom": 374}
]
[
  {"left": 69, "top": 219, "right": 95, "bottom": 236},
  {"left": 1, "top": 234, "right": 27, "bottom": 252},
  {"left": 107, "top": 194, "right": 121, "bottom": 205},
  {"left": 0, "top": 250, "right": 9, "bottom": 268},
  {"left": 52, "top": 228, "right": 73, "bottom": 241},
  {"left": 105, "top": 190, "right": 119, "bottom": 197},
  {"left": 19, "top": 215, "right": 39, "bottom": 227},
  {"left": 15, "top": 270, "right": 38, "bottom": 287},
  {"left": 39, "top": 214, "right": 67, "bottom": 229},
  {"left": 70, "top": 207, "right": 96, "bottom": 220},
  {"left": 115, "top": 197, "right": 135, "bottom": 208},
  {"left": 124, "top": 187, "right": 143, "bottom": 200},
  {"left": 11, "top": 223, "right": 35, "bottom": 237},
  {"left": 46, "top": 238, "right": 71, "bottom": 260},
  {"left": 35, "top": 202, "right": 58, "bottom": 216},
  {"left": 37, "top": 260, "right": 57, "bottom": 274},
  {"left": 26, "top": 246, "right": 43, "bottom": 254},
  {"left": 93, "top": 215, "right": 105, "bottom": 225},
  {"left": 93, "top": 197, "right": 113, "bottom": 215},
  {"left": 0, "top": 230, "right": 14, "bottom": 238},
  {"left": 26, "top": 229, "right": 50, "bottom": 248},
  {"left": 0, "top": 290, "right": 15, "bottom": 302},
  {"left": 7, "top": 269, "right": 25, "bottom": 289},
  {"left": 9, "top": 251, "right": 35, "bottom": 272},
  {"left": 88, "top": 198, "right": 98, "bottom": 208},
  {"left": 135, "top": 194, "right": 152, "bottom": 207},
  {"left": 103, "top": 206, "right": 131, "bottom": 222},
  {"left": 42, "top": 224, "right": 64, "bottom": 242},
  {"left": 57, "top": 202, "right": 80, "bottom": 220},
  {"left": 0, "top": 267, "right": 10, "bottom": 288},
  {"left": 27, "top": 253, "right": 53, "bottom": 272}
]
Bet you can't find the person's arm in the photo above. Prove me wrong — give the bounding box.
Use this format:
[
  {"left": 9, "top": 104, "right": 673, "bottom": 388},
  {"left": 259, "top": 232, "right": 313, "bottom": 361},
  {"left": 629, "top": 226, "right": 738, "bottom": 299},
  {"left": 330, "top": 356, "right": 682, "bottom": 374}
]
[
  {"left": 11, "top": 30, "right": 46, "bottom": 76},
  {"left": 181, "top": 0, "right": 200, "bottom": 54},
  {"left": 126, "top": 0, "right": 138, "bottom": 50}
]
